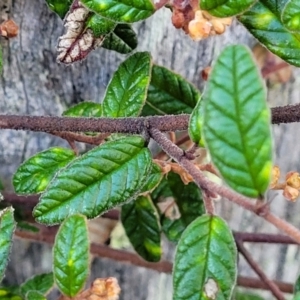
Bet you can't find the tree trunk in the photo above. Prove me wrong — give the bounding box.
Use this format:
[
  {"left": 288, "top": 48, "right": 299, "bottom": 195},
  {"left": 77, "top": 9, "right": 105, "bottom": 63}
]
[{"left": 1, "top": 0, "right": 300, "bottom": 299}]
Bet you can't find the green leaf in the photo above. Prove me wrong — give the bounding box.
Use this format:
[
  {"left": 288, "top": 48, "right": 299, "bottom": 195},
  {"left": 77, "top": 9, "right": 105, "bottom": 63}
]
[
  {"left": 167, "top": 173, "right": 205, "bottom": 225},
  {"left": 102, "top": 52, "right": 152, "bottom": 117},
  {"left": 234, "top": 291, "right": 264, "bottom": 300},
  {"left": 173, "top": 215, "right": 237, "bottom": 300},
  {"left": 282, "top": 0, "right": 300, "bottom": 32},
  {"left": 202, "top": 45, "right": 272, "bottom": 198},
  {"left": 139, "top": 163, "right": 163, "bottom": 194},
  {"left": 141, "top": 65, "right": 200, "bottom": 116},
  {"left": 0, "top": 287, "right": 22, "bottom": 300},
  {"left": 86, "top": 14, "right": 116, "bottom": 38},
  {"left": 102, "top": 24, "right": 138, "bottom": 54},
  {"left": 121, "top": 196, "right": 162, "bottom": 262},
  {"left": 17, "top": 222, "right": 39, "bottom": 233},
  {"left": 0, "top": 179, "right": 3, "bottom": 192},
  {"left": 45, "top": 0, "right": 72, "bottom": 19},
  {"left": 200, "top": 0, "right": 256, "bottom": 17},
  {"left": 33, "top": 136, "right": 152, "bottom": 224},
  {"left": 53, "top": 215, "right": 89, "bottom": 297},
  {"left": 294, "top": 273, "right": 300, "bottom": 294},
  {"left": 189, "top": 97, "right": 205, "bottom": 147},
  {"left": 0, "top": 208, "right": 16, "bottom": 281},
  {"left": 20, "top": 273, "right": 53, "bottom": 296},
  {"left": 81, "top": 0, "right": 155, "bottom": 23},
  {"left": 151, "top": 174, "right": 205, "bottom": 243},
  {"left": 161, "top": 217, "right": 186, "bottom": 243},
  {"left": 238, "top": 0, "right": 300, "bottom": 66},
  {"left": 294, "top": 292, "right": 300, "bottom": 300},
  {"left": 25, "top": 291, "right": 46, "bottom": 300},
  {"left": 13, "top": 147, "right": 76, "bottom": 195},
  {"left": 62, "top": 102, "right": 102, "bottom": 117}
]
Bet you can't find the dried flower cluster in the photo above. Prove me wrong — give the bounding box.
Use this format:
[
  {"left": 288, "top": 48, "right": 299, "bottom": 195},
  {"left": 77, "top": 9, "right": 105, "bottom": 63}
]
[
  {"left": 0, "top": 19, "right": 18, "bottom": 38},
  {"left": 61, "top": 278, "right": 121, "bottom": 300},
  {"left": 271, "top": 166, "right": 300, "bottom": 201},
  {"left": 171, "top": 0, "right": 231, "bottom": 41}
]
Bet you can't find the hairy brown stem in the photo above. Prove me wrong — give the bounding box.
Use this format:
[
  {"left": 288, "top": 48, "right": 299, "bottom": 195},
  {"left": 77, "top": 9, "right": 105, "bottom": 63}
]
[
  {"left": 149, "top": 128, "right": 300, "bottom": 244},
  {"left": 1, "top": 104, "right": 300, "bottom": 135},
  {"left": 0, "top": 114, "right": 189, "bottom": 133},
  {"left": 236, "top": 240, "right": 285, "bottom": 300}
]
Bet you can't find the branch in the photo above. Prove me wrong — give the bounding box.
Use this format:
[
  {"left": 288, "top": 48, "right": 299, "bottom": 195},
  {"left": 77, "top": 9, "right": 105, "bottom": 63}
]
[
  {"left": 0, "top": 103, "right": 300, "bottom": 134},
  {"left": 149, "top": 128, "right": 300, "bottom": 244},
  {"left": 14, "top": 226, "right": 294, "bottom": 293},
  {"left": 0, "top": 114, "right": 189, "bottom": 133},
  {"left": 236, "top": 240, "right": 285, "bottom": 300},
  {"left": 272, "top": 103, "right": 300, "bottom": 124}
]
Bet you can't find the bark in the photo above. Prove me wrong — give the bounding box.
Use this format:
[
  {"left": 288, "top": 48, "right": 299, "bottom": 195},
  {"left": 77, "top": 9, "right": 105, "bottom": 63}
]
[{"left": 1, "top": 0, "right": 300, "bottom": 299}]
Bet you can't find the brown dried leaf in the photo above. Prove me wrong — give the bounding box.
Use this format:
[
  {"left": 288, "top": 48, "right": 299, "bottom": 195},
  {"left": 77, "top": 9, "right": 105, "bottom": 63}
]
[
  {"left": 0, "top": 19, "right": 18, "bottom": 38},
  {"left": 57, "top": 3, "right": 104, "bottom": 64}
]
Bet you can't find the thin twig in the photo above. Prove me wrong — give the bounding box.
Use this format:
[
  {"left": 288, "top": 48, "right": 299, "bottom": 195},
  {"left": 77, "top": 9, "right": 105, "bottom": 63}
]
[
  {"left": 203, "top": 190, "right": 215, "bottom": 215},
  {"left": 14, "top": 226, "right": 294, "bottom": 293},
  {"left": 236, "top": 240, "right": 285, "bottom": 300},
  {"left": 233, "top": 232, "right": 296, "bottom": 244},
  {"left": 149, "top": 128, "right": 300, "bottom": 244},
  {"left": 237, "top": 276, "right": 292, "bottom": 294}
]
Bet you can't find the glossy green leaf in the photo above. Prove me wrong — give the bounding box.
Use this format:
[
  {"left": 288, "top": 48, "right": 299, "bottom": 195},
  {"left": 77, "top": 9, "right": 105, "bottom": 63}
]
[
  {"left": 282, "top": 0, "right": 300, "bottom": 32},
  {"left": 139, "top": 163, "right": 163, "bottom": 194},
  {"left": 25, "top": 291, "right": 46, "bottom": 300},
  {"left": 81, "top": 0, "right": 155, "bottom": 23},
  {"left": 0, "top": 179, "right": 3, "bottom": 192},
  {"left": 20, "top": 273, "right": 53, "bottom": 296},
  {"left": 86, "top": 14, "right": 116, "bottom": 38},
  {"left": 53, "top": 215, "right": 89, "bottom": 297},
  {"left": 142, "top": 65, "right": 200, "bottom": 116},
  {"left": 189, "top": 97, "right": 205, "bottom": 147},
  {"left": 167, "top": 172, "right": 205, "bottom": 225},
  {"left": 17, "top": 222, "right": 39, "bottom": 233},
  {"left": 294, "top": 273, "right": 300, "bottom": 294},
  {"left": 121, "top": 196, "right": 161, "bottom": 262},
  {"left": 161, "top": 217, "right": 186, "bottom": 243},
  {"left": 63, "top": 102, "right": 102, "bottom": 117},
  {"left": 202, "top": 45, "right": 272, "bottom": 198},
  {"left": 238, "top": 0, "right": 300, "bottom": 66},
  {"left": 0, "top": 208, "right": 16, "bottom": 281},
  {"left": 234, "top": 291, "right": 264, "bottom": 300},
  {"left": 152, "top": 174, "right": 204, "bottom": 243},
  {"left": 13, "top": 147, "right": 76, "bottom": 195},
  {"left": 102, "top": 24, "right": 138, "bottom": 54},
  {"left": 200, "top": 0, "right": 256, "bottom": 17},
  {"left": 173, "top": 215, "right": 237, "bottom": 300},
  {"left": 102, "top": 52, "right": 152, "bottom": 117},
  {"left": 33, "top": 136, "right": 152, "bottom": 224},
  {"left": 45, "top": 0, "right": 72, "bottom": 18},
  {"left": 294, "top": 292, "right": 300, "bottom": 300},
  {"left": 0, "top": 287, "right": 22, "bottom": 300}
]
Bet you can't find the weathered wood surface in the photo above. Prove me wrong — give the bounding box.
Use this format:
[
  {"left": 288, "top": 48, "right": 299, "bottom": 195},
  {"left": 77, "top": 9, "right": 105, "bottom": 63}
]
[{"left": 1, "top": 0, "right": 300, "bottom": 299}]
